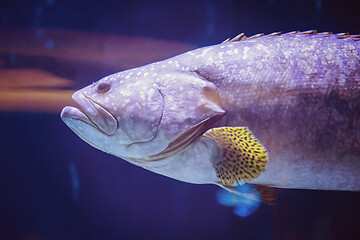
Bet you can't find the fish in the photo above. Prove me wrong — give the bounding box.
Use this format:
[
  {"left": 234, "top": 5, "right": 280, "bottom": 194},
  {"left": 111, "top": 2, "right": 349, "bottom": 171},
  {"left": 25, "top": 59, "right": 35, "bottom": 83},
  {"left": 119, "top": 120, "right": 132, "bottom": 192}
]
[{"left": 61, "top": 31, "right": 360, "bottom": 203}]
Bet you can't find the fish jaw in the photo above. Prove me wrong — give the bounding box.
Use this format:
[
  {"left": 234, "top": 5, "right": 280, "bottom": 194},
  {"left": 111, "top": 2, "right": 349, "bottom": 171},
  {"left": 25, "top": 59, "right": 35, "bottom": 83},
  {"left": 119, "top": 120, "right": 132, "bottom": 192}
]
[
  {"left": 61, "top": 105, "right": 97, "bottom": 130},
  {"left": 60, "top": 104, "right": 108, "bottom": 153},
  {"left": 61, "top": 91, "right": 118, "bottom": 136},
  {"left": 60, "top": 85, "right": 167, "bottom": 159}
]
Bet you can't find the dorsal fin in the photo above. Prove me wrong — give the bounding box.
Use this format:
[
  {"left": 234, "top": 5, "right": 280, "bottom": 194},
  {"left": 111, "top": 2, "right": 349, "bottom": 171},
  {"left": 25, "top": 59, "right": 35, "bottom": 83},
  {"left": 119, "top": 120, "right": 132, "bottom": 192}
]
[
  {"left": 247, "top": 33, "right": 264, "bottom": 39},
  {"left": 284, "top": 30, "right": 299, "bottom": 35},
  {"left": 318, "top": 31, "right": 332, "bottom": 35},
  {"left": 221, "top": 30, "right": 360, "bottom": 44},
  {"left": 299, "top": 30, "right": 318, "bottom": 34},
  {"left": 222, "top": 33, "right": 247, "bottom": 43},
  {"left": 267, "top": 31, "right": 282, "bottom": 37}
]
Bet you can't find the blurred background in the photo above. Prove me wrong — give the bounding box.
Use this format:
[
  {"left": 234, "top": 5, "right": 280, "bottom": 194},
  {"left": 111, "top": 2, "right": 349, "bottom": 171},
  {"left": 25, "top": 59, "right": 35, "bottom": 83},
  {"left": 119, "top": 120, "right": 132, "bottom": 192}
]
[{"left": 0, "top": 0, "right": 360, "bottom": 239}]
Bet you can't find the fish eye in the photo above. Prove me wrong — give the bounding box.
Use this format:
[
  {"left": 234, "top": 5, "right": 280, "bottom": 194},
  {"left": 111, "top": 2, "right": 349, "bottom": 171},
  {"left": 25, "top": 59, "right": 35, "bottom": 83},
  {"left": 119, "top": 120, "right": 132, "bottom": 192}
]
[{"left": 97, "top": 82, "right": 110, "bottom": 93}]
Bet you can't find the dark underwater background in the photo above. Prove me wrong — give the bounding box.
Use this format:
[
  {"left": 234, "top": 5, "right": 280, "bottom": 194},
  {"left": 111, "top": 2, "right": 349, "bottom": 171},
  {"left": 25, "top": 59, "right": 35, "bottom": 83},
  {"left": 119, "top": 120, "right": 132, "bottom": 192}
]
[{"left": 0, "top": 0, "right": 360, "bottom": 239}]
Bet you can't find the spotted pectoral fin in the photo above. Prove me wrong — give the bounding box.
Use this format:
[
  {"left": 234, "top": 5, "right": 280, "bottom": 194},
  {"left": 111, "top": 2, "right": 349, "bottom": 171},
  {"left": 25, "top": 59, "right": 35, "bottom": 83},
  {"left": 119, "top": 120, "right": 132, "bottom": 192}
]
[{"left": 203, "top": 126, "right": 268, "bottom": 186}]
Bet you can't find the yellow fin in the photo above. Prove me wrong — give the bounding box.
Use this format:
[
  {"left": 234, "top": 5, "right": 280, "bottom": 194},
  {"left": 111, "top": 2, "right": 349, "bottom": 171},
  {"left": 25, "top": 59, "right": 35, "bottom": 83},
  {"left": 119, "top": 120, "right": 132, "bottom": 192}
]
[{"left": 204, "top": 127, "right": 268, "bottom": 186}]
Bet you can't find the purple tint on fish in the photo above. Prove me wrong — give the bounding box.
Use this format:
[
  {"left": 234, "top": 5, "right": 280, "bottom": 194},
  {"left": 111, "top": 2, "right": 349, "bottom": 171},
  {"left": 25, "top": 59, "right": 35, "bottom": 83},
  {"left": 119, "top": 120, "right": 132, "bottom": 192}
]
[{"left": 61, "top": 31, "right": 360, "bottom": 196}]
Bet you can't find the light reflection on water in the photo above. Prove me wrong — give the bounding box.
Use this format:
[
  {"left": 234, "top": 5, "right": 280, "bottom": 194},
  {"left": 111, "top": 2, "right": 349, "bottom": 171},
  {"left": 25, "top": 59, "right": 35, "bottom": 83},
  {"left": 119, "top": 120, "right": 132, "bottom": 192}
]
[
  {"left": 216, "top": 184, "right": 261, "bottom": 217},
  {"left": 0, "top": 28, "right": 196, "bottom": 113},
  {"left": 0, "top": 68, "right": 73, "bottom": 113}
]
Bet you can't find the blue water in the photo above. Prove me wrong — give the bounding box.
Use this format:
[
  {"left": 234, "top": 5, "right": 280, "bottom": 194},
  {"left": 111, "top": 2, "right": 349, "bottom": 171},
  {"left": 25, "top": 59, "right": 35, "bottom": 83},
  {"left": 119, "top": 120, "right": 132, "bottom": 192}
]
[
  {"left": 216, "top": 184, "right": 261, "bottom": 217},
  {"left": 1, "top": 0, "right": 360, "bottom": 239}
]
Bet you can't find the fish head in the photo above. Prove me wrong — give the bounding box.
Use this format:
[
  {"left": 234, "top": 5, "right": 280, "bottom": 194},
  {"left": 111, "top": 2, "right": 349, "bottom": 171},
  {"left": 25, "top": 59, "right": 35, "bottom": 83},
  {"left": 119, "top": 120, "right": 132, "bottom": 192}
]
[
  {"left": 61, "top": 68, "right": 164, "bottom": 159},
  {"left": 61, "top": 64, "right": 225, "bottom": 163}
]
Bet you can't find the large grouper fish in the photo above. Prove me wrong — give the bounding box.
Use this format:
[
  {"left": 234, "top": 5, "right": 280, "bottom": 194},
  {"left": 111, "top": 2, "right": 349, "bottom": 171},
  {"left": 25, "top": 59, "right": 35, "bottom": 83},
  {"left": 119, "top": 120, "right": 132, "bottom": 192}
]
[{"left": 61, "top": 30, "right": 360, "bottom": 203}]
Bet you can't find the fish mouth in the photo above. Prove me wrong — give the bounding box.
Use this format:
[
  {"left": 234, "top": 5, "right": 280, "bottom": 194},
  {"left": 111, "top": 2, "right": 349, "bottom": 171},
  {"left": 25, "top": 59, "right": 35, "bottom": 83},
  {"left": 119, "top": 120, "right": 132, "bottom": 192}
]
[{"left": 61, "top": 92, "right": 118, "bottom": 136}]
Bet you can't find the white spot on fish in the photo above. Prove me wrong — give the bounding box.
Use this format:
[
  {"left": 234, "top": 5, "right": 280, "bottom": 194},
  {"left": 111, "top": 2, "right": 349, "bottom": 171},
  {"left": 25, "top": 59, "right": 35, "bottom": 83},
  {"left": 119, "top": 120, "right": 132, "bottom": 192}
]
[
  {"left": 150, "top": 105, "right": 159, "bottom": 111},
  {"left": 195, "top": 47, "right": 212, "bottom": 59},
  {"left": 167, "top": 95, "right": 174, "bottom": 103},
  {"left": 284, "top": 51, "right": 291, "bottom": 58},
  {"left": 148, "top": 88, "right": 155, "bottom": 95},
  {"left": 121, "top": 90, "right": 132, "bottom": 97},
  {"left": 206, "top": 57, "right": 214, "bottom": 65},
  {"left": 256, "top": 44, "right": 264, "bottom": 50},
  {"left": 242, "top": 47, "right": 250, "bottom": 60},
  {"left": 200, "top": 81, "right": 207, "bottom": 87}
]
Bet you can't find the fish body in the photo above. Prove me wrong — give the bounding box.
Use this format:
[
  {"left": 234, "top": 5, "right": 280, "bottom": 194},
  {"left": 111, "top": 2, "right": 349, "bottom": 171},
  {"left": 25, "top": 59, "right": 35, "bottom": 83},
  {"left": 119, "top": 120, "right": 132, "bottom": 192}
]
[{"left": 61, "top": 31, "right": 360, "bottom": 194}]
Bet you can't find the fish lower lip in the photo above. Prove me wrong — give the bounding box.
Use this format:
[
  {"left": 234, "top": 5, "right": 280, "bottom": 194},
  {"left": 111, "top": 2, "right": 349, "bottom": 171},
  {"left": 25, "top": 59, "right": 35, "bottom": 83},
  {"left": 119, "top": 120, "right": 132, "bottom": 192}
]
[{"left": 61, "top": 106, "right": 97, "bottom": 129}]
